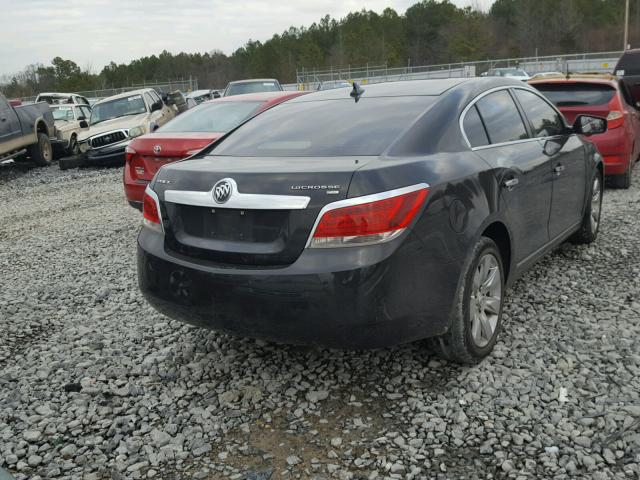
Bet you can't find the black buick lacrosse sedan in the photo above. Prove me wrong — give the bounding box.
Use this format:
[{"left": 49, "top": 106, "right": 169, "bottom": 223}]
[{"left": 137, "top": 78, "right": 606, "bottom": 363}]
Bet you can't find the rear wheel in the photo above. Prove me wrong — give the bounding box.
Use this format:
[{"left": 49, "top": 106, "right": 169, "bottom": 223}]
[
  {"left": 434, "top": 237, "right": 505, "bottom": 363},
  {"left": 28, "top": 133, "right": 52, "bottom": 166},
  {"left": 570, "top": 173, "right": 603, "bottom": 244}
]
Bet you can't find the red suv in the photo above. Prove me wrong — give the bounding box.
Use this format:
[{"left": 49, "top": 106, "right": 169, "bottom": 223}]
[
  {"left": 124, "top": 91, "right": 306, "bottom": 208},
  {"left": 530, "top": 74, "right": 640, "bottom": 188}
]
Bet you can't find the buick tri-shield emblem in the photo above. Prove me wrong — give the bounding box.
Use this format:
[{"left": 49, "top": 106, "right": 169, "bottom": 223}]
[
  {"left": 213, "top": 179, "right": 233, "bottom": 204},
  {"left": 153, "top": 145, "right": 162, "bottom": 154}
]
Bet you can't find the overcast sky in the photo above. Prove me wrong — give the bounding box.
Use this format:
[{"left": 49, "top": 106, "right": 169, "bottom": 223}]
[{"left": 1, "top": 0, "right": 495, "bottom": 76}]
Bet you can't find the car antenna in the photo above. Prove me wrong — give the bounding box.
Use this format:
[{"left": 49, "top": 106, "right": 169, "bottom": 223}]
[{"left": 350, "top": 82, "right": 365, "bottom": 103}]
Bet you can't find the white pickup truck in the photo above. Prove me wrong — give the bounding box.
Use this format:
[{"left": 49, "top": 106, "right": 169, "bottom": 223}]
[
  {"left": 0, "top": 93, "right": 56, "bottom": 166},
  {"left": 77, "top": 88, "right": 175, "bottom": 165}
]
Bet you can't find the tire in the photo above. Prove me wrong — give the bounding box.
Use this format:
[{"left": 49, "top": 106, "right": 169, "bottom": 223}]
[
  {"left": 28, "top": 132, "right": 53, "bottom": 166},
  {"left": 570, "top": 172, "right": 603, "bottom": 244},
  {"left": 59, "top": 154, "right": 87, "bottom": 171},
  {"left": 433, "top": 237, "right": 505, "bottom": 364},
  {"left": 68, "top": 135, "right": 80, "bottom": 156}
]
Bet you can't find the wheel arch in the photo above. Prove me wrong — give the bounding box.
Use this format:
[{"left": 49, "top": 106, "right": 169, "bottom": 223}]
[
  {"left": 35, "top": 118, "right": 50, "bottom": 136},
  {"left": 480, "top": 220, "right": 513, "bottom": 284}
]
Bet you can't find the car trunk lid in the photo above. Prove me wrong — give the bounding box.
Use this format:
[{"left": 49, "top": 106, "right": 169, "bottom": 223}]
[
  {"left": 531, "top": 81, "right": 618, "bottom": 124},
  {"left": 131, "top": 132, "right": 221, "bottom": 180},
  {"left": 154, "top": 155, "right": 369, "bottom": 267}
]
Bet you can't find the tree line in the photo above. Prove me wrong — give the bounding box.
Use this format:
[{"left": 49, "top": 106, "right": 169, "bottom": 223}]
[{"left": 1, "top": 0, "right": 635, "bottom": 98}]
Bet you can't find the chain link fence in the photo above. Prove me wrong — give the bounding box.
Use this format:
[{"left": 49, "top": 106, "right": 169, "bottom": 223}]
[
  {"left": 22, "top": 78, "right": 198, "bottom": 103},
  {"left": 291, "top": 51, "right": 624, "bottom": 90}
]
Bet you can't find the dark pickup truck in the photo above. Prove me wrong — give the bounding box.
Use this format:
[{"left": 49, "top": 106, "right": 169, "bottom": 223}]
[
  {"left": 0, "top": 92, "right": 55, "bottom": 166},
  {"left": 615, "top": 49, "right": 640, "bottom": 107}
]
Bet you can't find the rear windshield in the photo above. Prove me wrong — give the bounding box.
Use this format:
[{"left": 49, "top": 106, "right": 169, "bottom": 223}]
[
  {"left": 158, "top": 101, "right": 262, "bottom": 133},
  {"left": 212, "top": 97, "right": 433, "bottom": 157},
  {"left": 532, "top": 83, "right": 616, "bottom": 107},
  {"left": 226, "top": 81, "right": 280, "bottom": 96}
]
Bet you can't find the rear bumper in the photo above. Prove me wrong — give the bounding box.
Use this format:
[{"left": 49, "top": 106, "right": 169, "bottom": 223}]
[
  {"left": 589, "top": 128, "right": 633, "bottom": 175},
  {"left": 137, "top": 228, "right": 460, "bottom": 349},
  {"left": 123, "top": 163, "right": 149, "bottom": 204},
  {"left": 602, "top": 155, "right": 630, "bottom": 175}
]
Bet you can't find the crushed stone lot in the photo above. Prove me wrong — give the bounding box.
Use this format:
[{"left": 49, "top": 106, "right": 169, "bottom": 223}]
[{"left": 1, "top": 163, "right": 640, "bottom": 480}]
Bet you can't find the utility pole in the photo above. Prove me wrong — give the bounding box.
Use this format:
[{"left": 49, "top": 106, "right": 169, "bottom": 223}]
[{"left": 624, "top": 0, "right": 630, "bottom": 50}]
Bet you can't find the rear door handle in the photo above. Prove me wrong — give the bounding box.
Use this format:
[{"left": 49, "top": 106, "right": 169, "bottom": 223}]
[
  {"left": 503, "top": 178, "right": 519, "bottom": 190},
  {"left": 554, "top": 164, "right": 565, "bottom": 175}
]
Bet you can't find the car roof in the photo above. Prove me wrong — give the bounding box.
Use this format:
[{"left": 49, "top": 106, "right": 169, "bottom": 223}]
[
  {"left": 287, "top": 78, "right": 477, "bottom": 102},
  {"left": 186, "top": 90, "right": 211, "bottom": 97},
  {"left": 204, "top": 91, "right": 306, "bottom": 104},
  {"left": 227, "top": 78, "right": 279, "bottom": 85},
  {"left": 38, "top": 92, "right": 84, "bottom": 98},
  {"left": 94, "top": 88, "right": 154, "bottom": 104}
]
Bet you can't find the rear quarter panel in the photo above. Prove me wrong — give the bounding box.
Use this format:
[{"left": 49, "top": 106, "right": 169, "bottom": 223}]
[{"left": 348, "top": 151, "right": 508, "bottom": 333}]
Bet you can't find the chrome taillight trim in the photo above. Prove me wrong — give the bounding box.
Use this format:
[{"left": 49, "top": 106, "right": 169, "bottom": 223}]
[
  {"left": 164, "top": 178, "right": 310, "bottom": 210},
  {"left": 143, "top": 186, "right": 164, "bottom": 233},
  {"left": 305, "top": 182, "right": 430, "bottom": 248}
]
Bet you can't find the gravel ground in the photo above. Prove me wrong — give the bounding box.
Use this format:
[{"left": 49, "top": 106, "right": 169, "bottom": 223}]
[{"left": 1, "top": 162, "right": 640, "bottom": 480}]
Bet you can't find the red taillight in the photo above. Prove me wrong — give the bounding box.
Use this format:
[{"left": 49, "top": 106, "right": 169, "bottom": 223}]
[
  {"left": 310, "top": 186, "right": 429, "bottom": 248},
  {"left": 125, "top": 145, "right": 136, "bottom": 163},
  {"left": 126, "top": 145, "right": 145, "bottom": 178},
  {"left": 606, "top": 111, "right": 624, "bottom": 129},
  {"left": 142, "top": 188, "right": 163, "bottom": 232}
]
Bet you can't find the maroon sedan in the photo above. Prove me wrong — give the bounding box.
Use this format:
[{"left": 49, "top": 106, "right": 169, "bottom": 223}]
[
  {"left": 124, "top": 91, "right": 306, "bottom": 208},
  {"left": 530, "top": 74, "right": 640, "bottom": 188}
]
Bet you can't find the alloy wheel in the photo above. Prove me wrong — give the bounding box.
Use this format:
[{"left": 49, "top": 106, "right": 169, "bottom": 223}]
[
  {"left": 469, "top": 253, "right": 502, "bottom": 348},
  {"left": 43, "top": 141, "right": 52, "bottom": 162},
  {"left": 590, "top": 176, "right": 601, "bottom": 233}
]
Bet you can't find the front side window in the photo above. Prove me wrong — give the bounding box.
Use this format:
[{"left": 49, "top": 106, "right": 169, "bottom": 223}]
[
  {"left": 90, "top": 95, "right": 147, "bottom": 125},
  {"left": 475, "top": 90, "right": 528, "bottom": 144},
  {"left": 144, "top": 93, "right": 155, "bottom": 109},
  {"left": 213, "top": 97, "right": 434, "bottom": 157},
  {"left": 514, "top": 89, "right": 566, "bottom": 137}
]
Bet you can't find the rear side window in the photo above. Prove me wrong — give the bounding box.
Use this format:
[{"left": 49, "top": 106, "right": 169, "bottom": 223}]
[
  {"left": 158, "top": 101, "right": 263, "bottom": 133},
  {"left": 475, "top": 90, "right": 528, "bottom": 144},
  {"left": 213, "top": 97, "right": 434, "bottom": 157},
  {"left": 514, "top": 89, "right": 565, "bottom": 137},
  {"left": 463, "top": 105, "right": 489, "bottom": 147},
  {"left": 533, "top": 83, "right": 616, "bottom": 106},
  {"left": 616, "top": 51, "right": 640, "bottom": 75},
  {"left": 226, "top": 82, "right": 281, "bottom": 96}
]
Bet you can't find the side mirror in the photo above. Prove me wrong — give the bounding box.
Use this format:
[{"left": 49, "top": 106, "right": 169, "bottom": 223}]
[
  {"left": 79, "top": 120, "right": 89, "bottom": 129},
  {"left": 212, "top": 91, "right": 221, "bottom": 99},
  {"left": 151, "top": 100, "right": 163, "bottom": 112},
  {"left": 573, "top": 115, "right": 607, "bottom": 136}
]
